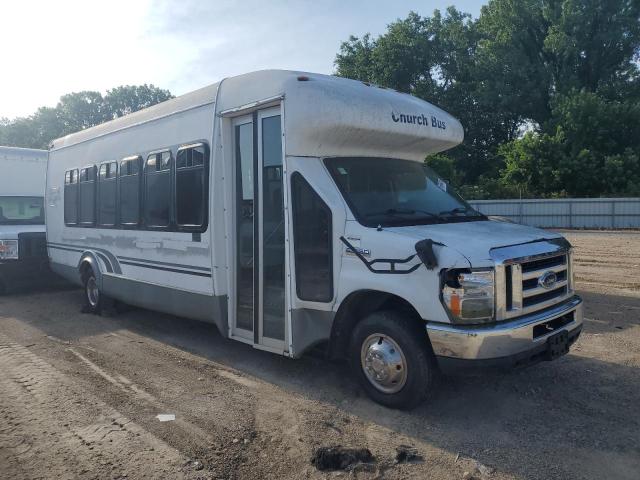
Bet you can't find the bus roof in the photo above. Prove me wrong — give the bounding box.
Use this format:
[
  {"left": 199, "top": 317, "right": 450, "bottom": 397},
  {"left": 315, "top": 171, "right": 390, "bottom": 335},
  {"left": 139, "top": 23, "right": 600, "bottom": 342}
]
[{"left": 49, "top": 70, "right": 464, "bottom": 161}]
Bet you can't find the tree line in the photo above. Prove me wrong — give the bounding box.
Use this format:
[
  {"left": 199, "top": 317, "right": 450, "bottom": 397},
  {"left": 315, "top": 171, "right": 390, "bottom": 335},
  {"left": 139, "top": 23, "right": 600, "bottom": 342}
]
[
  {"left": 0, "top": 85, "right": 173, "bottom": 150},
  {"left": 2, "top": 0, "right": 638, "bottom": 199},
  {"left": 335, "top": 0, "right": 640, "bottom": 198}
]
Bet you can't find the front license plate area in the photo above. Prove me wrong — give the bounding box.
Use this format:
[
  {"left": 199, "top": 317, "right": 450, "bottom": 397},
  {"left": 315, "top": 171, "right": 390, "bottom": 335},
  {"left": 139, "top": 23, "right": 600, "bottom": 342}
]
[{"left": 546, "top": 330, "right": 569, "bottom": 360}]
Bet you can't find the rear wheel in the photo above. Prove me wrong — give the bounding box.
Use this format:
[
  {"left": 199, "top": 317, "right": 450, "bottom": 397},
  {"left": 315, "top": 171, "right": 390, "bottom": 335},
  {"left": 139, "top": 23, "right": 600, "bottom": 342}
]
[
  {"left": 349, "top": 310, "right": 437, "bottom": 409},
  {"left": 82, "top": 266, "right": 103, "bottom": 314}
]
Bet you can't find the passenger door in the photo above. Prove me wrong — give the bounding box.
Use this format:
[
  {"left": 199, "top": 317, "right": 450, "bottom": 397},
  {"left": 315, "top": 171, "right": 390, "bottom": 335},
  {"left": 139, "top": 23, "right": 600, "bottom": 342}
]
[{"left": 231, "top": 107, "right": 287, "bottom": 352}]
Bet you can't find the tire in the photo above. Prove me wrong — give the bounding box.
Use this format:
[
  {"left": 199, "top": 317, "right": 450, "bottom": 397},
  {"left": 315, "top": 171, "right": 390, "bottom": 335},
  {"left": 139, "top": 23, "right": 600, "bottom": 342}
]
[
  {"left": 82, "top": 266, "right": 103, "bottom": 314},
  {"left": 349, "top": 310, "right": 437, "bottom": 409}
]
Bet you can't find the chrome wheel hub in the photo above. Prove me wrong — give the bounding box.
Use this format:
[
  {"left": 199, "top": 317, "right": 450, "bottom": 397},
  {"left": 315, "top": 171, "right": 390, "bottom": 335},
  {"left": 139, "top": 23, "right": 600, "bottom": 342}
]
[
  {"left": 360, "top": 334, "right": 408, "bottom": 394},
  {"left": 86, "top": 277, "right": 99, "bottom": 307}
]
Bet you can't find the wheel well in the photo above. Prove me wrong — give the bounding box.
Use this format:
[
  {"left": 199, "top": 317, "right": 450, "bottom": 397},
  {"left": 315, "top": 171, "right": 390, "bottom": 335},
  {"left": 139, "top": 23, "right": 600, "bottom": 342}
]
[{"left": 328, "top": 290, "right": 425, "bottom": 360}]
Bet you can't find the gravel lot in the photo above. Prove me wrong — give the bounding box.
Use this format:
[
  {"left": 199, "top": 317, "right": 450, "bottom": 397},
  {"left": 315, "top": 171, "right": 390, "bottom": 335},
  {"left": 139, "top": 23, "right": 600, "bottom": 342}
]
[{"left": 1, "top": 230, "right": 639, "bottom": 480}]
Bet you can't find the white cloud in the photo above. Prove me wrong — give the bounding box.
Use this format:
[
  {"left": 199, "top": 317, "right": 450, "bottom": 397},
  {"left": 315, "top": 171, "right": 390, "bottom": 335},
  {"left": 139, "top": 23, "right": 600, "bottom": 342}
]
[{"left": 0, "top": 0, "right": 483, "bottom": 119}]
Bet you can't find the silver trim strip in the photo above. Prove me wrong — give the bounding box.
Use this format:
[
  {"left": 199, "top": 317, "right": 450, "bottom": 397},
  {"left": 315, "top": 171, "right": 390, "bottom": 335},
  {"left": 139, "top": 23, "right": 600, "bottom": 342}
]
[
  {"left": 523, "top": 279, "right": 568, "bottom": 298},
  {"left": 522, "top": 263, "right": 567, "bottom": 280}
]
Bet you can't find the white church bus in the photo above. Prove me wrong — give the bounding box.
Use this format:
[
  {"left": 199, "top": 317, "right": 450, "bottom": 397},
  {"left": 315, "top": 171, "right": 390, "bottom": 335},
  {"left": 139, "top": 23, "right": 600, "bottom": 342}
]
[{"left": 46, "top": 70, "right": 582, "bottom": 408}]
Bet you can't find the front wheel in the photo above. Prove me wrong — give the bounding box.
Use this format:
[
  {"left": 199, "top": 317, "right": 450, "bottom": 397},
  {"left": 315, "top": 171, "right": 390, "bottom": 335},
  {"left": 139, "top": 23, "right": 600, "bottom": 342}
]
[{"left": 349, "top": 310, "right": 437, "bottom": 409}]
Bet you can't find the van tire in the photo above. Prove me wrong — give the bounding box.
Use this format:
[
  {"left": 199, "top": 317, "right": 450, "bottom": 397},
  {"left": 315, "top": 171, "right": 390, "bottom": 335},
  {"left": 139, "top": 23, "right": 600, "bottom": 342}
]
[
  {"left": 82, "top": 266, "right": 103, "bottom": 314},
  {"left": 349, "top": 310, "right": 436, "bottom": 409}
]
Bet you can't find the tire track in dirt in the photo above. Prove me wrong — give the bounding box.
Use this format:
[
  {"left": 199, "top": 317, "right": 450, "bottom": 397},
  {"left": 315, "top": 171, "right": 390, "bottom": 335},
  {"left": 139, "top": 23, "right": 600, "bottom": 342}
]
[{"left": 0, "top": 334, "right": 200, "bottom": 479}]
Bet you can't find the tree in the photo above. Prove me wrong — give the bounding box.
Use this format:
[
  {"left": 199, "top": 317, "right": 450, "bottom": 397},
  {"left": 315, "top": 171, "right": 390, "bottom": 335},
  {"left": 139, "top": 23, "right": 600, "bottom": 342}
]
[
  {"left": 0, "top": 85, "right": 173, "bottom": 149},
  {"left": 501, "top": 90, "right": 640, "bottom": 196},
  {"left": 103, "top": 85, "right": 173, "bottom": 119}
]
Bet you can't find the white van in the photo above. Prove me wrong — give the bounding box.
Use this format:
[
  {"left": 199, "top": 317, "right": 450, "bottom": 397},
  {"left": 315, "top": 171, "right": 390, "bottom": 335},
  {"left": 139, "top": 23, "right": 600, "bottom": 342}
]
[
  {"left": 0, "top": 146, "right": 50, "bottom": 294},
  {"left": 46, "top": 70, "right": 582, "bottom": 408}
]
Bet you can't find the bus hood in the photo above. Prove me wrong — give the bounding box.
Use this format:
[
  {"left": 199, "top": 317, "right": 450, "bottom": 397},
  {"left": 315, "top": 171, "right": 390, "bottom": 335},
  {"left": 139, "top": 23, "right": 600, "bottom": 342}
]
[
  {"left": 0, "top": 224, "right": 45, "bottom": 240},
  {"left": 385, "top": 220, "right": 564, "bottom": 267}
]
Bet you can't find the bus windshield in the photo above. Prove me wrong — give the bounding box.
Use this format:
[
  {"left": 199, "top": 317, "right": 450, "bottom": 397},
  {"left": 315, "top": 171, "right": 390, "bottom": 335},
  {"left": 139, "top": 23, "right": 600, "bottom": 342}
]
[
  {"left": 0, "top": 196, "right": 45, "bottom": 225},
  {"left": 325, "top": 157, "right": 486, "bottom": 228}
]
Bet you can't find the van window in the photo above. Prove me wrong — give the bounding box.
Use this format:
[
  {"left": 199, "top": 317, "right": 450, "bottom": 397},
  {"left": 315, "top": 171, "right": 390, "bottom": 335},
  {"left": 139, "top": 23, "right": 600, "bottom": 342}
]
[
  {"left": 176, "top": 143, "right": 208, "bottom": 230},
  {"left": 291, "top": 173, "right": 333, "bottom": 302},
  {"left": 64, "top": 169, "right": 79, "bottom": 225},
  {"left": 97, "top": 162, "right": 117, "bottom": 227},
  {"left": 119, "top": 156, "right": 141, "bottom": 226},
  {"left": 78, "top": 166, "right": 96, "bottom": 226},
  {"left": 0, "top": 196, "right": 44, "bottom": 225},
  {"left": 144, "top": 150, "right": 171, "bottom": 227}
]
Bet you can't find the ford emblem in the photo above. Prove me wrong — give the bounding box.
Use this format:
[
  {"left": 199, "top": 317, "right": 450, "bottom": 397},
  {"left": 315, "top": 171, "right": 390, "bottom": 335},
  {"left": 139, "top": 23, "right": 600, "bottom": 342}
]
[{"left": 539, "top": 271, "right": 558, "bottom": 290}]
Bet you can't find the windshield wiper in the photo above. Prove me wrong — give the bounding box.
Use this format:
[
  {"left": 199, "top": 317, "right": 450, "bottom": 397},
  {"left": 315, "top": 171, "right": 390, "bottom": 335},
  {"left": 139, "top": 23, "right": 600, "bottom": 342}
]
[
  {"left": 366, "top": 208, "right": 442, "bottom": 219},
  {"left": 365, "top": 208, "right": 446, "bottom": 224},
  {"left": 438, "top": 207, "right": 473, "bottom": 216},
  {"left": 438, "top": 207, "right": 487, "bottom": 221}
]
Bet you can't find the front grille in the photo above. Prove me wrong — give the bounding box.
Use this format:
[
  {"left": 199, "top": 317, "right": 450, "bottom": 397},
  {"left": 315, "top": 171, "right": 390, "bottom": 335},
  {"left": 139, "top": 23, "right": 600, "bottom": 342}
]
[
  {"left": 18, "top": 232, "right": 47, "bottom": 259},
  {"left": 521, "top": 254, "right": 566, "bottom": 273},
  {"left": 498, "top": 250, "right": 572, "bottom": 319},
  {"left": 523, "top": 285, "right": 567, "bottom": 308}
]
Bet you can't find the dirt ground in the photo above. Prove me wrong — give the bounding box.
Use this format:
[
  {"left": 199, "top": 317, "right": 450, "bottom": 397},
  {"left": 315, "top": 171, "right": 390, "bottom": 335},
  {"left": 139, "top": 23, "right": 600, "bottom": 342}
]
[{"left": 1, "top": 230, "right": 639, "bottom": 480}]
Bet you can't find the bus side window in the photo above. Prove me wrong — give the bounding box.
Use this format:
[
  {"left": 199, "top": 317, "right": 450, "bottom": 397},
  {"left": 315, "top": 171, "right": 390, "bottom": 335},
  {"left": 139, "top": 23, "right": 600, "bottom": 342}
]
[
  {"left": 78, "top": 166, "right": 97, "bottom": 226},
  {"left": 119, "top": 156, "right": 141, "bottom": 227},
  {"left": 144, "top": 150, "right": 171, "bottom": 228},
  {"left": 78, "top": 166, "right": 96, "bottom": 227},
  {"left": 176, "top": 143, "right": 208, "bottom": 231},
  {"left": 291, "top": 173, "right": 333, "bottom": 302},
  {"left": 98, "top": 162, "right": 117, "bottom": 227},
  {"left": 64, "top": 169, "right": 79, "bottom": 225}
]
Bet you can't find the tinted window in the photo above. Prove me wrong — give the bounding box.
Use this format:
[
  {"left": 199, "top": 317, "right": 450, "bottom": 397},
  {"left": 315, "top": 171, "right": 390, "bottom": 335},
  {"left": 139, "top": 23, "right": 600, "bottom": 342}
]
[
  {"left": 144, "top": 151, "right": 171, "bottom": 227},
  {"left": 97, "top": 162, "right": 117, "bottom": 226},
  {"left": 176, "top": 143, "right": 208, "bottom": 229},
  {"left": 78, "top": 166, "right": 96, "bottom": 226},
  {"left": 261, "top": 115, "right": 286, "bottom": 340},
  {"left": 64, "top": 169, "right": 79, "bottom": 225},
  {"left": 291, "top": 173, "right": 333, "bottom": 302},
  {"left": 119, "top": 156, "right": 141, "bottom": 226}
]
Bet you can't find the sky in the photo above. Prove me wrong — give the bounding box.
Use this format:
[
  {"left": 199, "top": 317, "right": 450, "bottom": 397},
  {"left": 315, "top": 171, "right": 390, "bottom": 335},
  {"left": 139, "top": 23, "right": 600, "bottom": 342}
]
[{"left": 0, "top": 0, "right": 484, "bottom": 120}]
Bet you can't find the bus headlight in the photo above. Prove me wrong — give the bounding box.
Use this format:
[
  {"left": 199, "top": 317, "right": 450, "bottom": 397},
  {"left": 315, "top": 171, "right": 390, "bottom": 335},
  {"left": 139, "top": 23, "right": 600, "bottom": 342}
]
[
  {"left": 442, "top": 269, "right": 494, "bottom": 323},
  {"left": 0, "top": 240, "right": 19, "bottom": 260}
]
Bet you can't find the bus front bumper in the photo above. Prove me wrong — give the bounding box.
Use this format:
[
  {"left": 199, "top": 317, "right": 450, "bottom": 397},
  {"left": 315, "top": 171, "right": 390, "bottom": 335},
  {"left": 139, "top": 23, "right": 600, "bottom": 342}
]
[{"left": 426, "top": 295, "right": 583, "bottom": 372}]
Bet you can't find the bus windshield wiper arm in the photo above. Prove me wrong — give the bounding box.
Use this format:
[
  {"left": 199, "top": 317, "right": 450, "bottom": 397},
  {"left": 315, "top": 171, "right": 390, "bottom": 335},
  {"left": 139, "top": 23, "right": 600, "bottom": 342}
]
[
  {"left": 438, "top": 207, "right": 473, "bottom": 217},
  {"left": 365, "top": 208, "right": 443, "bottom": 220}
]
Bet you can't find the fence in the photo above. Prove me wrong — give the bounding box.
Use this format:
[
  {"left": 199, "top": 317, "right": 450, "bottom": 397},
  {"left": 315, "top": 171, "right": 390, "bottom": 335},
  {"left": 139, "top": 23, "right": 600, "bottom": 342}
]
[{"left": 468, "top": 198, "right": 640, "bottom": 229}]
